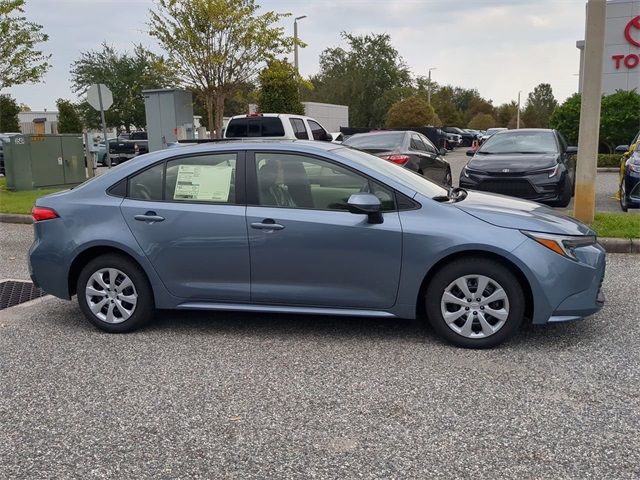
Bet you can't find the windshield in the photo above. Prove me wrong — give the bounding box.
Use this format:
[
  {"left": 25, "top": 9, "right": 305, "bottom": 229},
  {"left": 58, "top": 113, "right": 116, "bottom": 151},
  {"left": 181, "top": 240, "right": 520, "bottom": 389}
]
[
  {"left": 343, "top": 132, "right": 404, "bottom": 150},
  {"left": 335, "top": 147, "right": 448, "bottom": 198},
  {"left": 479, "top": 130, "right": 558, "bottom": 154}
]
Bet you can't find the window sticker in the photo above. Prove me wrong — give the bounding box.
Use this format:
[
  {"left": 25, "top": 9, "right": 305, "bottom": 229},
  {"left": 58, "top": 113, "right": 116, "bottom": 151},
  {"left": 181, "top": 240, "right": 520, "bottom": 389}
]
[{"left": 173, "top": 164, "right": 233, "bottom": 201}]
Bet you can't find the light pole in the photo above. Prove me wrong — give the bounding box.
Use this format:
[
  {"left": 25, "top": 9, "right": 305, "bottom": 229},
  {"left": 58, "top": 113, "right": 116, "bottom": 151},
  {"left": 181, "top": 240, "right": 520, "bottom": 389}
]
[
  {"left": 516, "top": 90, "right": 521, "bottom": 129},
  {"left": 427, "top": 67, "right": 437, "bottom": 105},
  {"left": 294, "top": 15, "right": 307, "bottom": 73}
]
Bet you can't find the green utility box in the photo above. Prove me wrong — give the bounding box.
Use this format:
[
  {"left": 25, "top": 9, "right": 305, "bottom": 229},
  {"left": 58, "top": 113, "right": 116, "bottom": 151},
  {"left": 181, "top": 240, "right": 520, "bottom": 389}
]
[{"left": 4, "top": 134, "right": 87, "bottom": 191}]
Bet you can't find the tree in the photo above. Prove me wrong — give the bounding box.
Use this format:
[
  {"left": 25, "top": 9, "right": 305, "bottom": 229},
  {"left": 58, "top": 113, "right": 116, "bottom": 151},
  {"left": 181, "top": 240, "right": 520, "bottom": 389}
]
[
  {"left": 549, "top": 93, "right": 581, "bottom": 144},
  {"left": 495, "top": 102, "right": 518, "bottom": 127},
  {"left": 71, "top": 43, "right": 177, "bottom": 132},
  {"left": 430, "top": 86, "right": 464, "bottom": 126},
  {"left": 257, "top": 59, "right": 304, "bottom": 114},
  {"left": 507, "top": 115, "right": 524, "bottom": 130},
  {"left": 385, "top": 95, "right": 441, "bottom": 128},
  {"left": 149, "top": 0, "right": 296, "bottom": 138},
  {"left": 0, "top": 0, "right": 51, "bottom": 93},
  {"left": 600, "top": 90, "right": 640, "bottom": 152},
  {"left": 56, "top": 98, "right": 83, "bottom": 133},
  {"left": 0, "top": 94, "right": 20, "bottom": 131},
  {"left": 306, "top": 32, "right": 411, "bottom": 127},
  {"left": 521, "top": 83, "right": 558, "bottom": 128},
  {"left": 468, "top": 113, "right": 495, "bottom": 130}
]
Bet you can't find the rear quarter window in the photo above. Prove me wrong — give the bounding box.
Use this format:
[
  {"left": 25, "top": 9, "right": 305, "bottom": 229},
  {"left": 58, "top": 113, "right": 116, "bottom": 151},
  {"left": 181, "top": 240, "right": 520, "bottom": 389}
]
[{"left": 226, "top": 117, "right": 285, "bottom": 137}]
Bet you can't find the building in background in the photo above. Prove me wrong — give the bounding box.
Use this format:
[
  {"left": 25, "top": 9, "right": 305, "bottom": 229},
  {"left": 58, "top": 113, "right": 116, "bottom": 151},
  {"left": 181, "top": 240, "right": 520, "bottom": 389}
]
[
  {"left": 18, "top": 110, "right": 59, "bottom": 135},
  {"left": 577, "top": 0, "right": 640, "bottom": 94}
]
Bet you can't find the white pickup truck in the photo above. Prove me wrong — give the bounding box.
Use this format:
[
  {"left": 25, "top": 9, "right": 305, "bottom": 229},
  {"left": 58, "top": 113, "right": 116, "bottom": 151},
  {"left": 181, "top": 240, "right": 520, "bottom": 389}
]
[{"left": 224, "top": 113, "right": 335, "bottom": 142}]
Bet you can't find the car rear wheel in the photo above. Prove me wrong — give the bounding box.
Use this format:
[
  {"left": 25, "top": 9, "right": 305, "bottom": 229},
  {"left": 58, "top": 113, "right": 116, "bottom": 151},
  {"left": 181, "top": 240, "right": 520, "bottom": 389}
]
[
  {"left": 77, "top": 254, "right": 154, "bottom": 333},
  {"left": 425, "top": 258, "right": 525, "bottom": 348}
]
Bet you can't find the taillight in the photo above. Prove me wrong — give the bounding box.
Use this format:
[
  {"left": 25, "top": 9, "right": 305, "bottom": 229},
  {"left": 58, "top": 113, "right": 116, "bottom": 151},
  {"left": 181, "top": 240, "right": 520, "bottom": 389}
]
[
  {"left": 32, "top": 206, "right": 59, "bottom": 222},
  {"left": 382, "top": 154, "right": 410, "bottom": 165}
]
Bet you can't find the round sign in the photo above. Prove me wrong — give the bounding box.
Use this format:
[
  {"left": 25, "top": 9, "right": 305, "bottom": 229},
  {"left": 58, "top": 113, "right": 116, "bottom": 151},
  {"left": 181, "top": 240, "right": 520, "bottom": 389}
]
[{"left": 624, "top": 15, "right": 640, "bottom": 48}]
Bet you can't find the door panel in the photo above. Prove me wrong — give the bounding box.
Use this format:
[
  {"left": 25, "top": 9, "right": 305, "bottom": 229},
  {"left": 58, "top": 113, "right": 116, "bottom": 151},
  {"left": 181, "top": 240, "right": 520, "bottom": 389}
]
[
  {"left": 122, "top": 200, "right": 250, "bottom": 301},
  {"left": 247, "top": 207, "right": 402, "bottom": 308}
]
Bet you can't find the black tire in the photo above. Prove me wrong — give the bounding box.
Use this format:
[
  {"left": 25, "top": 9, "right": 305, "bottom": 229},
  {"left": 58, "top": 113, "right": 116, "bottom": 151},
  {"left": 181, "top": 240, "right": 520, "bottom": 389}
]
[
  {"left": 77, "top": 254, "right": 155, "bottom": 333},
  {"left": 424, "top": 258, "right": 525, "bottom": 349},
  {"left": 620, "top": 180, "right": 628, "bottom": 212},
  {"left": 552, "top": 174, "right": 572, "bottom": 208},
  {"left": 444, "top": 168, "right": 452, "bottom": 188}
]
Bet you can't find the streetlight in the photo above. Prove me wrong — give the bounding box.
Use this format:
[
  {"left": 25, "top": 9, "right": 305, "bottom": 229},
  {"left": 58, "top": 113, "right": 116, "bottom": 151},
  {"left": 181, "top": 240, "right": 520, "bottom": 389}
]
[
  {"left": 427, "top": 67, "right": 437, "bottom": 105},
  {"left": 294, "top": 15, "right": 307, "bottom": 73},
  {"left": 516, "top": 90, "right": 522, "bottom": 129}
]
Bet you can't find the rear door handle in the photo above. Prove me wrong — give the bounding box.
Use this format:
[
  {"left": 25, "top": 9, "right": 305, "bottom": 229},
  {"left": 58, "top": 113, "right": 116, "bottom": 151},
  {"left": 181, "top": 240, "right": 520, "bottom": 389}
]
[
  {"left": 134, "top": 211, "right": 165, "bottom": 223},
  {"left": 250, "top": 219, "right": 284, "bottom": 231}
]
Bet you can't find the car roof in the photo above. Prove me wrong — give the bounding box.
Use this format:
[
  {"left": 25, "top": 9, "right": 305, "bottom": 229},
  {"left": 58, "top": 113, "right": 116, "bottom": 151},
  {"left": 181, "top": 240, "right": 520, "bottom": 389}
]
[{"left": 228, "top": 113, "right": 314, "bottom": 121}]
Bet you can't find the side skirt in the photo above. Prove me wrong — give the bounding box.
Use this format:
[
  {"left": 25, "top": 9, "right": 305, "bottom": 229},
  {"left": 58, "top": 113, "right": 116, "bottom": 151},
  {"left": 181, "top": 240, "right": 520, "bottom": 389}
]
[{"left": 176, "top": 302, "right": 397, "bottom": 318}]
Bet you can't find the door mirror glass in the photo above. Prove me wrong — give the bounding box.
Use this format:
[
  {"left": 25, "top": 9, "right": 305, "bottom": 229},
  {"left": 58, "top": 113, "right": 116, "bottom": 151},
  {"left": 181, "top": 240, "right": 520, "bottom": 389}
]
[
  {"left": 566, "top": 146, "right": 578, "bottom": 155},
  {"left": 615, "top": 145, "right": 630, "bottom": 153},
  {"left": 439, "top": 148, "right": 448, "bottom": 156}
]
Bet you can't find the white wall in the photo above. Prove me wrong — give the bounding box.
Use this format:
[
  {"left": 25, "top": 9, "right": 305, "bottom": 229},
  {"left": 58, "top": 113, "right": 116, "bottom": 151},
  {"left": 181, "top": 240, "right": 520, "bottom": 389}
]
[{"left": 302, "top": 102, "right": 349, "bottom": 132}]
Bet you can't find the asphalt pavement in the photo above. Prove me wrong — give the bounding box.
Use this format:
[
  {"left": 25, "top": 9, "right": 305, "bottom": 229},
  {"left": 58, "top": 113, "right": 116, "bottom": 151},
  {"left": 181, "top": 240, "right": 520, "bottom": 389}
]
[{"left": 1, "top": 223, "right": 639, "bottom": 478}]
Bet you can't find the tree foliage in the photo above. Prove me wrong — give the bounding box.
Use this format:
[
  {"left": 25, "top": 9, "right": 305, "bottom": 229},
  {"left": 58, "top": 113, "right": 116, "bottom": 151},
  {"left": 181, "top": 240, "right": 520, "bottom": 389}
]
[
  {"left": 550, "top": 90, "right": 640, "bottom": 152},
  {"left": 495, "top": 102, "right": 518, "bottom": 127},
  {"left": 149, "top": 0, "right": 296, "bottom": 138},
  {"left": 0, "top": 0, "right": 51, "bottom": 92},
  {"left": 522, "top": 83, "right": 558, "bottom": 128},
  {"left": 0, "top": 94, "right": 20, "bottom": 131},
  {"left": 257, "top": 59, "right": 304, "bottom": 115},
  {"left": 56, "top": 98, "right": 83, "bottom": 134},
  {"left": 385, "top": 95, "right": 441, "bottom": 128},
  {"left": 70, "top": 43, "right": 177, "bottom": 132},
  {"left": 306, "top": 32, "right": 411, "bottom": 128},
  {"left": 468, "top": 113, "right": 495, "bottom": 130}
]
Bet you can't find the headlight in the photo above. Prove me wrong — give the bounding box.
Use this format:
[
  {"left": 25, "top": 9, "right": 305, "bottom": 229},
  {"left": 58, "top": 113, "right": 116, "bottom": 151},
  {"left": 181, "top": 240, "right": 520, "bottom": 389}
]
[
  {"left": 547, "top": 164, "right": 559, "bottom": 178},
  {"left": 522, "top": 231, "right": 597, "bottom": 260},
  {"left": 629, "top": 152, "right": 640, "bottom": 173}
]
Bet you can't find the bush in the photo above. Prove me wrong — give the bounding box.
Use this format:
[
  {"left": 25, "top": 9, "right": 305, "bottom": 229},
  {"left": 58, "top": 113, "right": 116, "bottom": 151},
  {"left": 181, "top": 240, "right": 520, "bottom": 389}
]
[
  {"left": 597, "top": 154, "right": 622, "bottom": 168},
  {"left": 385, "top": 95, "right": 440, "bottom": 128}
]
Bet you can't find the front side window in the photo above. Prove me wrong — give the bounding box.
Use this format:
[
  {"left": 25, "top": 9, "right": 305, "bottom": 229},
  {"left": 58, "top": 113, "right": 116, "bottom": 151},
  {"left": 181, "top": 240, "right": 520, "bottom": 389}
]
[
  {"left": 255, "top": 152, "right": 395, "bottom": 211},
  {"left": 307, "top": 120, "right": 329, "bottom": 141},
  {"left": 165, "top": 154, "right": 237, "bottom": 203}
]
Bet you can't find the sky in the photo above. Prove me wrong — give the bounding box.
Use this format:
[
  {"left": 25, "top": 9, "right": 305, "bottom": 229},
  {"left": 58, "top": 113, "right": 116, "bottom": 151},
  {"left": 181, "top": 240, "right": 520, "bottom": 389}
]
[{"left": 6, "top": 0, "right": 588, "bottom": 111}]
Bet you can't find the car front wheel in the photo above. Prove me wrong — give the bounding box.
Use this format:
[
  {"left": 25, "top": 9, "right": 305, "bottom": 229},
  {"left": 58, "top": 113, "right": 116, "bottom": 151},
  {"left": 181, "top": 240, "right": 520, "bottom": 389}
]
[
  {"left": 77, "top": 254, "right": 154, "bottom": 333},
  {"left": 425, "top": 258, "right": 525, "bottom": 348}
]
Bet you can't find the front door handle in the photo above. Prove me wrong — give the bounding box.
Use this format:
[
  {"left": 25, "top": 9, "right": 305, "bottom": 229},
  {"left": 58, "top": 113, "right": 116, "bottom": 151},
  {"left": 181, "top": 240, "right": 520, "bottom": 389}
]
[
  {"left": 250, "top": 219, "right": 284, "bottom": 231},
  {"left": 134, "top": 211, "right": 165, "bottom": 223}
]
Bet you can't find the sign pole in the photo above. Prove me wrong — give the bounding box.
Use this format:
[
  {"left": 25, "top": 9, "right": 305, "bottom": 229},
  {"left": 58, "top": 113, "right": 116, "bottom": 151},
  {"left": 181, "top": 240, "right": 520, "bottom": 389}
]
[
  {"left": 97, "top": 84, "right": 111, "bottom": 168},
  {"left": 574, "top": 0, "right": 606, "bottom": 224}
]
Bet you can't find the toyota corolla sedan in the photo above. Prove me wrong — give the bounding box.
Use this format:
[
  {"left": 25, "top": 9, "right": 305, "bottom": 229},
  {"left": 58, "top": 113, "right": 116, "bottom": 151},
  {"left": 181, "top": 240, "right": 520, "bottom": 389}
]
[
  {"left": 29, "top": 141, "right": 605, "bottom": 348},
  {"left": 461, "top": 129, "right": 576, "bottom": 207}
]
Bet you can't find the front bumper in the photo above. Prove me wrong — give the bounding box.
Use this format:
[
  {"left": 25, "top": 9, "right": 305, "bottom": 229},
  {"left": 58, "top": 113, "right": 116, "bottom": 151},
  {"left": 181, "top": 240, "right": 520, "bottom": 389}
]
[{"left": 460, "top": 172, "right": 564, "bottom": 204}]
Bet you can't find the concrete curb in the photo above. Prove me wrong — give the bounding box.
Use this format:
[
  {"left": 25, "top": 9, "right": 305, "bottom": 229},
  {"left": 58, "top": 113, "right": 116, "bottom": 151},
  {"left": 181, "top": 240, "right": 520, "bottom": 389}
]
[
  {"left": 597, "top": 167, "right": 620, "bottom": 172},
  {"left": 0, "top": 213, "right": 33, "bottom": 224},
  {"left": 0, "top": 213, "right": 637, "bottom": 253}
]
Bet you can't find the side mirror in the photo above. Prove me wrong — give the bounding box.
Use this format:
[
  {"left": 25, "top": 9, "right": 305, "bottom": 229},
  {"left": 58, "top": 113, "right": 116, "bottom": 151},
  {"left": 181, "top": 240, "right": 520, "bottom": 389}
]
[
  {"left": 466, "top": 150, "right": 476, "bottom": 157},
  {"left": 439, "top": 148, "right": 447, "bottom": 156},
  {"left": 346, "top": 193, "right": 383, "bottom": 224},
  {"left": 615, "top": 145, "right": 630, "bottom": 153},
  {"left": 566, "top": 146, "right": 578, "bottom": 155}
]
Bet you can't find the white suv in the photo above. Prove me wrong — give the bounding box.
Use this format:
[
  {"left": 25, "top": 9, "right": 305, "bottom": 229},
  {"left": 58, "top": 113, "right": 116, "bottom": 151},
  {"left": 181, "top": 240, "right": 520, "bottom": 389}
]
[{"left": 224, "top": 113, "right": 333, "bottom": 142}]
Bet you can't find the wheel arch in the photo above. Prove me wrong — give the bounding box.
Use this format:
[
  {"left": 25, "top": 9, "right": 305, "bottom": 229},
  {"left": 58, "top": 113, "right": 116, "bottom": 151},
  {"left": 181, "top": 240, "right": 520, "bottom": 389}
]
[{"left": 415, "top": 250, "right": 534, "bottom": 322}]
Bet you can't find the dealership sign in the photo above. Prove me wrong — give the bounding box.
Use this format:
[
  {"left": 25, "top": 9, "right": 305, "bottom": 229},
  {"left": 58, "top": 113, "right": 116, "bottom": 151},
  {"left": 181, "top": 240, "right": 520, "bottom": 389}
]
[{"left": 612, "top": 16, "right": 640, "bottom": 69}]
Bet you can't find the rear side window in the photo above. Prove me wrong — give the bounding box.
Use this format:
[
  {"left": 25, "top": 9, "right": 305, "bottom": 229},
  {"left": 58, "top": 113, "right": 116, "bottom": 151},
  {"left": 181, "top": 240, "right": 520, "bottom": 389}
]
[
  {"left": 226, "top": 117, "right": 285, "bottom": 138},
  {"left": 308, "top": 120, "right": 329, "bottom": 141},
  {"left": 128, "top": 163, "right": 164, "bottom": 201},
  {"left": 289, "top": 118, "right": 309, "bottom": 139},
  {"left": 165, "top": 154, "right": 237, "bottom": 203}
]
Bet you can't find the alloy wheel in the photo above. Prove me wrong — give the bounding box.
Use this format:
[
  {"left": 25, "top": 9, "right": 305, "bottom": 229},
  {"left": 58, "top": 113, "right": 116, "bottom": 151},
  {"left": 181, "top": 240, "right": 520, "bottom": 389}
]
[
  {"left": 85, "top": 268, "right": 138, "bottom": 324},
  {"left": 440, "top": 274, "right": 509, "bottom": 339}
]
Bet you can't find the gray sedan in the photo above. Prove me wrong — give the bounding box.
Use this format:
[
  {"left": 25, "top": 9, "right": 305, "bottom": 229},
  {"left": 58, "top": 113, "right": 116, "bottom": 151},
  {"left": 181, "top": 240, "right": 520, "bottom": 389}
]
[{"left": 29, "top": 141, "right": 605, "bottom": 348}]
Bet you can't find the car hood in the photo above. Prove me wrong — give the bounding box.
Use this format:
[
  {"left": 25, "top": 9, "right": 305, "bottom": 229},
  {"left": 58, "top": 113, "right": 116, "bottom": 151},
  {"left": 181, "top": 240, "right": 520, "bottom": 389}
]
[
  {"left": 455, "top": 190, "right": 594, "bottom": 236},
  {"left": 469, "top": 153, "right": 558, "bottom": 173}
]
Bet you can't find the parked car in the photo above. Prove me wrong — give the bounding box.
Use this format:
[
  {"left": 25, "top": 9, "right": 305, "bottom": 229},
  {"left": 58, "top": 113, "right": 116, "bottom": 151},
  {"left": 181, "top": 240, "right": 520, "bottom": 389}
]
[
  {"left": 225, "top": 113, "right": 333, "bottom": 142},
  {"left": 443, "top": 127, "right": 475, "bottom": 147},
  {"left": 460, "top": 129, "right": 576, "bottom": 207},
  {"left": 342, "top": 130, "right": 452, "bottom": 187},
  {"left": 480, "top": 127, "right": 508, "bottom": 144},
  {"left": 0, "top": 133, "right": 20, "bottom": 175},
  {"left": 30, "top": 140, "right": 605, "bottom": 348},
  {"left": 109, "top": 131, "right": 149, "bottom": 164},
  {"left": 617, "top": 130, "right": 640, "bottom": 211},
  {"left": 444, "top": 132, "right": 462, "bottom": 149}
]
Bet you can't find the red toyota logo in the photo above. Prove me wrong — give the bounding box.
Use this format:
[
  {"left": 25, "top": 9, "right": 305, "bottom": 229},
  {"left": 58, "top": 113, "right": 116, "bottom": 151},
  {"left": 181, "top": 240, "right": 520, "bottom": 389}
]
[{"left": 625, "top": 15, "right": 640, "bottom": 48}]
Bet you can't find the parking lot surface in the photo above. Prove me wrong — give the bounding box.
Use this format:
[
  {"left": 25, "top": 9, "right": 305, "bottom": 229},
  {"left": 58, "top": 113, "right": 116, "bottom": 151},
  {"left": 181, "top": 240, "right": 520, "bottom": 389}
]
[{"left": 1, "top": 224, "right": 639, "bottom": 478}]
